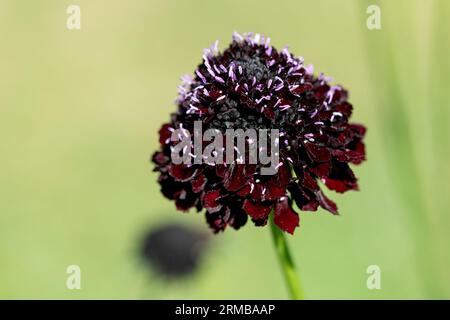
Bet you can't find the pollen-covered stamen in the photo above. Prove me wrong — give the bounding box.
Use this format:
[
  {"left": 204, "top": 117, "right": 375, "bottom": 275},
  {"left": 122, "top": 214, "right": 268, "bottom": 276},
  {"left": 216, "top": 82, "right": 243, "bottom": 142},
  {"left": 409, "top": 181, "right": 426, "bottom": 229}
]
[
  {"left": 228, "top": 64, "right": 237, "bottom": 82},
  {"left": 195, "top": 70, "right": 206, "bottom": 84}
]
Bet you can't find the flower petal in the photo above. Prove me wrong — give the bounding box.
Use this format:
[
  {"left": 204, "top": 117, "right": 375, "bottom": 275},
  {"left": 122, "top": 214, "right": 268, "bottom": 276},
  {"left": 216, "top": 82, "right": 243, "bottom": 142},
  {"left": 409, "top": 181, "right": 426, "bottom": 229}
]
[
  {"left": 168, "top": 164, "right": 197, "bottom": 182},
  {"left": 202, "top": 190, "right": 222, "bottom": 213},
  {"left": 205, "top": 210, "right": 227, "bottom": 233},
  {"left": 288, "top": 182, "right": 319, "bottom": 212},
  {"left": 264, "top": 163, "right": 291, "bottom": 200},
  {"left": 304, "top": 142, "right": 331, "bottom": 163},
  {"left": 315, "top": 190, "right": 338, "bottom": 215},
  {"left": 175, "top": 189, "right": 198, "bottom": 212},
  {"left": 223, "top": 163, "right": 247, "bottom": 192},
  {"left": 152, "top": 151, "right": 170, "bottom": 167},
  {"left": 274, "top": 197, "right": 300, "bottom": 234},
  {"left": 158, "top": 123, "right": 173, "bottom": 146},
  {"left": 228, "top": 206, "right": 248, "bottom": 230},
  {"left": 191, "top": 174, "right": 207, "bottom": 193},
  {"left": 323, "top": 161, "right": 359, "bottom": 193},
  {"left": 243, "top": 199, "right": 273, "bottom": 221}
]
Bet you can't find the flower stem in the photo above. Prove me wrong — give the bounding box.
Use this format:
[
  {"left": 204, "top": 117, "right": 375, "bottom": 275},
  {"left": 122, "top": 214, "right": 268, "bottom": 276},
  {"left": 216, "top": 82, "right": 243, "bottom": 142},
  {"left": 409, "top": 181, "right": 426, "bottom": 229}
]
[{"left": 269, "top": 214, "right": 304, "bottom": 300}]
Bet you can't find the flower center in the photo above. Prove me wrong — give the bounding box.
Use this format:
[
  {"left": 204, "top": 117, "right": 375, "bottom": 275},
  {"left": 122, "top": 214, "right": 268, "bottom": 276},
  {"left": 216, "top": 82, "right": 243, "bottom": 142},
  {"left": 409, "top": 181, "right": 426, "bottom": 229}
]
[{"left": 236, "top": 55, "right": 270, "bottom": 83}]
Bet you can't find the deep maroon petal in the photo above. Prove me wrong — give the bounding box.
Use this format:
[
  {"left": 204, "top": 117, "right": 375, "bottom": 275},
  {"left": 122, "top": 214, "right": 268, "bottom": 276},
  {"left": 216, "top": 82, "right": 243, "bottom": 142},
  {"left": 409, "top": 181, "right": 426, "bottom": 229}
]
[
  {"left": 191, "top": 174, "right": 207, "bottom": 193},
  {"left": 323, "top": 161, "right": 359, "bottom": 193},
  {"left": 264, "top": 163, "right": 291, "bottom": 201},
  {"left": 309, "top": 162, "right": 331, "bottom": 178},
  {"left": 175, "top": 189, "right": 198, "bottom": 212},
  {"left": 290, "top": 83, "right": 313, "bottom": 97},
  {"left": 274, "top": 197, "right": 300, "bottom": 234},
  {"left": 351, "top": 142, "right": 366, "bottom": 165},
  {"left": 228, "top": 205, "right": 249, "bottom": 230},
  {"left": 202, "top": 190, "right": 222, "bottom": 213},
  {"left": 348, "top": 123, "right": 366, "bottom": 138},
  {"left": 215, "top": 164, "right": 227, "bottom": 178},
  {"left": 236, "top": 183, "right": 252, "bottom": 196},
  {"left": 302, "top": 199, "right": 319, "bottom": 211},
  {"left": 168, "top": 164, "right": 197, "bottom": 182},
  {"left": 158, "top": 124, "right": 173, "bottom": 146},
  {"left": 242, "top": 199, "right": 273, "bottom": 221},
  {"left": 304, "top": 143, "right": 331, "bottom": 163},
  {"left": 152, "top": 151, "right": 170, "bottom": 167},
  {"left": 250, "top": 183, "right": 265, "bottom": 201},
  {"left": 323, "top": 177, "right": 358, "bottom": 193},
  {"left": 334, "top": 102, "right": 353, "bottom": 118},
  {"left": 288, "top": 182, "right": 319, "bottom": 212},
  {"left": 315, "top": 190, "right": 338, "bottom": 215},
  {"left": 223, "top": 164, "right": 247, "bottom": 192},
  {"left": 331, "top": 147, "right": 365, "bottom": 165},
  {"left": 205, "top": 210, "right": 227, "bottom": 233},
  {"left": 158, "top": 175, "right": 183, "bottom": 200},
  {"left": 302, "top": 171, "right": 319, "bottom": 191}
]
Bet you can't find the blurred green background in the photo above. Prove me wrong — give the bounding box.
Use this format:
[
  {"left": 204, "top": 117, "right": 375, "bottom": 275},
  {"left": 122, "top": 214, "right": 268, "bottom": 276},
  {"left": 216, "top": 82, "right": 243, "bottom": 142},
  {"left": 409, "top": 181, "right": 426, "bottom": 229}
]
[{"left": 0, "top": 0, "right": 449, "bottom": 299}]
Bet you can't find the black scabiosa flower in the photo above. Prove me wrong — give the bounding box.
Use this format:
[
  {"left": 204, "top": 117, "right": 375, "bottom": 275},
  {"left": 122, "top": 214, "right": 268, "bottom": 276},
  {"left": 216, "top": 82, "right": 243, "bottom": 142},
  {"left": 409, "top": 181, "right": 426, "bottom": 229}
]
[{"left": 152, "top": 32, "right": 366, "bottom": 234}]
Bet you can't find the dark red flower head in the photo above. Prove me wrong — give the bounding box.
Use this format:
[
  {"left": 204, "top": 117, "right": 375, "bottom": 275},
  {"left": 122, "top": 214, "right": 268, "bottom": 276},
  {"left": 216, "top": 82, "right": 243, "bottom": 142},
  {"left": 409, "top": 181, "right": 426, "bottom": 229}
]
[{"left": 152, "top": 32, "right": 366, "bottom": 234}]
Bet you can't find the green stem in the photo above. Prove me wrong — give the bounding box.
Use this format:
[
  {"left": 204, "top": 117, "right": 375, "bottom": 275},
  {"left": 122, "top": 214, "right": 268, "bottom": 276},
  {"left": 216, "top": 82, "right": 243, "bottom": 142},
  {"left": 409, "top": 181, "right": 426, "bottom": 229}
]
[{"left": 269, "top": 214, "right": 304, "bottom": 300}]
